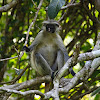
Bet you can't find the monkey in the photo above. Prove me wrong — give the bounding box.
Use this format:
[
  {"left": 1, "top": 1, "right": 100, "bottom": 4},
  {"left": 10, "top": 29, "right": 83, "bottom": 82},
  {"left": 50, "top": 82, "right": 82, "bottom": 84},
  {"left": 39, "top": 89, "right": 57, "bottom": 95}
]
[
  {"left": 23, "top": 20, "right": 76, "bottom": 91},
  {"left": 23, "top": 20, "right": 69, "bottom": 76}
]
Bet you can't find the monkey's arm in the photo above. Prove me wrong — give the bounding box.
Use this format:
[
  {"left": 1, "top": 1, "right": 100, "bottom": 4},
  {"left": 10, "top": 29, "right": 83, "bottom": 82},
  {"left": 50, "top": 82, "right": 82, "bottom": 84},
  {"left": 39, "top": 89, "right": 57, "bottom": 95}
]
[
  {"left": 56, "top": 34, "right": 76, "bottom": 76},
  {"left": 23, "top": 30, "right": 43, "bottom": 52},
  {"left": 56, "top": 34, "right": 69, "bottom": 62}
]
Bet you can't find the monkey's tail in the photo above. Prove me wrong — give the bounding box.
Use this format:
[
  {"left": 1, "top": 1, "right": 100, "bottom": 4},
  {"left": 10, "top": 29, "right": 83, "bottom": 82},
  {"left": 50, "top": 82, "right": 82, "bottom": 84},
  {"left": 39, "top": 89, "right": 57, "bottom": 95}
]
[
  {"left": 45, "top": 82, "right": 53, "bottom": 93},
  {"left": 45, "top": 83, "right": 50, "bottom": 93},
  {"left": 69, "top": 67, "right": 81, "bottom": 83},
  {"left": 69, "top": 67, "right": 76, "bottom": 76}
]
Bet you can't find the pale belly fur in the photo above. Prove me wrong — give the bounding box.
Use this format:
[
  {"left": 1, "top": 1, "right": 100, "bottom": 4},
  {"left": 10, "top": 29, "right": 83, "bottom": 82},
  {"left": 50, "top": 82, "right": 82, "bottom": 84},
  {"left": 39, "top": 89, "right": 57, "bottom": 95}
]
[{"left": 30, "top": 43, "right": 58, "bottom": 74}]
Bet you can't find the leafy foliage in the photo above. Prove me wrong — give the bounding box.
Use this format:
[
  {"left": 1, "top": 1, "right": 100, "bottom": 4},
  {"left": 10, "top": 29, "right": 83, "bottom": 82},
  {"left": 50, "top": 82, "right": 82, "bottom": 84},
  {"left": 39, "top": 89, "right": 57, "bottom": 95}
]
[
  {"left": 91, "top": 87, "right": 100, "bottom": 96},
  {"left": 48, "top": 0, "right": 65, "bottom": 19},
  {"left": 0, "top": 0, "right": 100, "bottom": 100}
]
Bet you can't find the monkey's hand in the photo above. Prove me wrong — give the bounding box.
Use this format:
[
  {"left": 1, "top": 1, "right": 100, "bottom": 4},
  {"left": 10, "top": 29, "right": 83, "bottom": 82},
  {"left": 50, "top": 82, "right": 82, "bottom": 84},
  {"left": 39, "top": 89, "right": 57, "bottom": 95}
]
[{"left": 22, "top": 46, "right": 30, "bottom": 52}]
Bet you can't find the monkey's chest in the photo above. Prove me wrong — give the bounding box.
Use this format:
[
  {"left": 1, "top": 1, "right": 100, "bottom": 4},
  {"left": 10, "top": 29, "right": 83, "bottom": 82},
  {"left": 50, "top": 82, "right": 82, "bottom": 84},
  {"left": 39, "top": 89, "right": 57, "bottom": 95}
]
[{"left": 36, "top": 44, "right": 57, "bottom": 66}]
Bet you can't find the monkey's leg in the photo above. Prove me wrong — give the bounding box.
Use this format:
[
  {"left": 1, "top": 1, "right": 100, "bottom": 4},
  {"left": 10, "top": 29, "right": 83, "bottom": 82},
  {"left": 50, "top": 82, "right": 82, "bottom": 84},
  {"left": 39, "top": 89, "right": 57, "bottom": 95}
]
[
  {"left": 44, "top": 50, "right": 64, "bottom": 92},
  {"left": 51, "top": 50, "right": 64, "bottom": 71},
  {"left": 51, "top": 50, "right": 64, "bottom": 78},
  {"left": 35, "top": 53, "right": 53, "bottom": 76},
  {"left": 35, "top": 53, "right": 53, "bottom": 93},
  {"left": 52, "top": 50, "right": 76, "bottom": 77}
]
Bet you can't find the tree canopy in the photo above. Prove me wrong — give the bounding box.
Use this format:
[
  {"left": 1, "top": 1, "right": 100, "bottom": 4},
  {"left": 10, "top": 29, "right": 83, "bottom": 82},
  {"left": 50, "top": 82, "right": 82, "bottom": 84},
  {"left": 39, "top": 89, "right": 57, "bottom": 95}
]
[{"left": 0, "top": 0, "right": 100, "bottom": 100}]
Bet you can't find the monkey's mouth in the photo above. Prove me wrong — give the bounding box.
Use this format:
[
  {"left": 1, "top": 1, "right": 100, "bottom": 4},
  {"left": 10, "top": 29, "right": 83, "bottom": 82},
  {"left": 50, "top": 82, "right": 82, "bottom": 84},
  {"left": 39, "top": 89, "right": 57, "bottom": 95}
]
[
  {"left": 48, "top": 28, "right": 51, "bottom": 32},
  {"left": 46, "top": 28, "right": 55, "bottom": 33}
]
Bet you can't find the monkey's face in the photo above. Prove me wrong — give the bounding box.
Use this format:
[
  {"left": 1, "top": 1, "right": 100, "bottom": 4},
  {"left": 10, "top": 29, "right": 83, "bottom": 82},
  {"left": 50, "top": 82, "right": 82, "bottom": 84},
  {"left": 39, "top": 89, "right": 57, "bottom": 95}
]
[
  {"left": 42, "top": 21, "right": 60, "bottom": 33},
  {"left": 46, "top": 24, "right": 58, "bottom": 33}
]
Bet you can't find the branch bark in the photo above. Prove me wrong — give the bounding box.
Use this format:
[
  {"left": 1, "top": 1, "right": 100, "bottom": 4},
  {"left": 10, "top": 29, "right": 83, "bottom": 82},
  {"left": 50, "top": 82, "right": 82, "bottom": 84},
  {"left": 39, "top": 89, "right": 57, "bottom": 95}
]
[
  {"left": 0, "top": 87, "right": 45, "bottom": 97},
  {"left": 0, "top": 0, "right": 20, "bottom": 12}
]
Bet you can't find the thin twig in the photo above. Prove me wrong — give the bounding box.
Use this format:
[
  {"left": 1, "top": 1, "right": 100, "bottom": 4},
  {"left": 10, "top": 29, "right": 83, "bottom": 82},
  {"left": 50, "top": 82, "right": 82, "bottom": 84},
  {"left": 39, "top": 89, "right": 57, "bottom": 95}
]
[
  {"left": 58, "top": 2, "right": 81, "bottom": 22},
  {"left": 13, "top": 46, "right": 20, "bottom": 68},
  {"left": 31, "top": 0, "right": 37, "bottom": 9},
  {"left": 19, "top": 0, "right": 44, "bottom": 60},
  {"left": 0, "top": 87, "right": 45, "bottom": 98},
  {"left": 61, "top": 2, "right": 81, "bottom": 10},
  {"left": 0, "top": 0, "right": 44, "bottom": 62},
  {"left": 83, "top": 1, "right": 100, "bottom": 24},
  {"left": 0, "top": 64, "right": 30, "bottom": 85},
  {"left": 0, "top": 56, "right": 18, "bottom": 61}
]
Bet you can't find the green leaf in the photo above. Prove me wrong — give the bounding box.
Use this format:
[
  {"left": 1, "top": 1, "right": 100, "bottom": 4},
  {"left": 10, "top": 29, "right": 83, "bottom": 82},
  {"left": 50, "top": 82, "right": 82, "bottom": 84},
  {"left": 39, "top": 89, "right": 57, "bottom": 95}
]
[
  {"left": 91, "top": 87, "right": 100, "bottom": 96},
  {"left": 48, "top": 0, "right": 65, "bottom": 19},
  {"left": 91, "top": 70, "right": 100, "bottom": 79},
  {"left": 94, "top": 94, "right": 100, "bottom": 100}
]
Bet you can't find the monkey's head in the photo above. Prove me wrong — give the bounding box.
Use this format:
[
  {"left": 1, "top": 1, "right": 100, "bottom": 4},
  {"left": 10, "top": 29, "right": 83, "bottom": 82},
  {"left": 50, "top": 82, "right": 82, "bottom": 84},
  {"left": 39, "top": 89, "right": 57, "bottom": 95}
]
[{"left": 42, "top": 20, "right": 60, "bottom": 33}]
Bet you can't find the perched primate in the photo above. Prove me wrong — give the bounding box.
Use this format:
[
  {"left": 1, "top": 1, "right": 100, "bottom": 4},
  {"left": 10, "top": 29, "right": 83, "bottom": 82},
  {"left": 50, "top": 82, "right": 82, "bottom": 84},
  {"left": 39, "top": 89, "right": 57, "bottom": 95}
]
[
  {"left": 23, "top": 20, "right": 75, "bottom": 91},
  {"left": 23, "top": 20, "right": 69, "bottom": 76}
]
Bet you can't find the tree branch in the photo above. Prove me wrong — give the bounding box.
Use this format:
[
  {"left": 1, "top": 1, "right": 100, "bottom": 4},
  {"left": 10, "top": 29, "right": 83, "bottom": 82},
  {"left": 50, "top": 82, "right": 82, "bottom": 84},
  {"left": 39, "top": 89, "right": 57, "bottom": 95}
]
[
  {"left": 0, "top": 0, "right": 44, "bottom": 61},
  {"left": 0, "top": 56, "right": 18, "bottom": 61},
  {"left": 72, "top": 86, "right": 98, "bottom": 100},
  {"left": 0, "top": 87, "right": 45, "bottom": 98},
  {"left": 19, "top": 0, "right": 44, "bottom": 60},
  {"left": 0, "top": 64, "right": 30, "bottom": 85},
  {"left": 0, "top": 0, "right": 20, "bottom": 12},
  {"left": 61, "top": 2, "right": 81, "bottom": 10}
]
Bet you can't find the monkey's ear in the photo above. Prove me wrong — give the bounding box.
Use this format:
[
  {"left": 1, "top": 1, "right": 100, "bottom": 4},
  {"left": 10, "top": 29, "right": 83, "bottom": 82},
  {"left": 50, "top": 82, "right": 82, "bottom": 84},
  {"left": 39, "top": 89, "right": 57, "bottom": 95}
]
[{"left": 22, "top": 46, "right": 30, "bottom": 52}]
